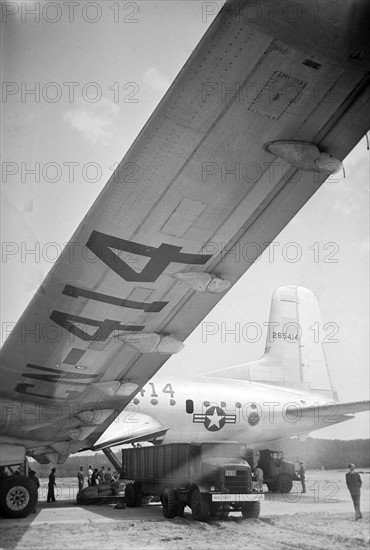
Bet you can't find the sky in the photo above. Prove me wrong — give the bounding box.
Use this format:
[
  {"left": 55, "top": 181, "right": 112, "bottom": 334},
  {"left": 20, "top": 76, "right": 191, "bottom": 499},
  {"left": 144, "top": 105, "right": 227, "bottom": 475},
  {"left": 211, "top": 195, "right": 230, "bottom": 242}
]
[{"left": 1, "top": 1, "right": 369, "bottom": 440}]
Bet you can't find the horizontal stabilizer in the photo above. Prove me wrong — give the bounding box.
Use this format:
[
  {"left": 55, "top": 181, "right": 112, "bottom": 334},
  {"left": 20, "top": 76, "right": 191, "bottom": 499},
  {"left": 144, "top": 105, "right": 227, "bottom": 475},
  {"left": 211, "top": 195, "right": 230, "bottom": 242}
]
[{"left": 285, "top": 400, "right": 370, "bottom": 428}]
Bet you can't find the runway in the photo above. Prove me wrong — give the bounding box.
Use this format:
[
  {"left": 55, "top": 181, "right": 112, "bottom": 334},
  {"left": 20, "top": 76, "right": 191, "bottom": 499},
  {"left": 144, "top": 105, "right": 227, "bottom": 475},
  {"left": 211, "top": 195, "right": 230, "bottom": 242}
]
[{"left": 1, "top": 470, "right": 369, "bottom": 549}]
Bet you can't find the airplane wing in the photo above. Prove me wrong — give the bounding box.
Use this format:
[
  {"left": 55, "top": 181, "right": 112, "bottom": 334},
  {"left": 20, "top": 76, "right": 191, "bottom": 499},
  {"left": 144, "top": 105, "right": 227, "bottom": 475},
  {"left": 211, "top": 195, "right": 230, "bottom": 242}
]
[{"left": 1, "top": 0, "right": 370, "bottom": 465}]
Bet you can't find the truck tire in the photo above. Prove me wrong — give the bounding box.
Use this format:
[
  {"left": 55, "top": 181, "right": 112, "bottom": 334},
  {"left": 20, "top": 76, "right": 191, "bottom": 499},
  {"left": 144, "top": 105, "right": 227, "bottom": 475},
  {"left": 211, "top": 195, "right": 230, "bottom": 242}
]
[
  {"left": 241, "top": 501, "right": 261, "bottom": 519},
  {"left": 133, "top": 482, "right": 142, "bottom": 506},
  {"left": 162, "top": 488, "right": 177, "bottom": 518},
  {"left": 276, "top": 474, "right": 293, "bottom": 493},
  {"left": 125, "top": 483, "right": 136, "bottom": 507},
  {"left": 0, "top": 475, "right": 38, "bottom": 518},
  {"left": 191, "top": 489, "right": 210, "bottom": 521}
]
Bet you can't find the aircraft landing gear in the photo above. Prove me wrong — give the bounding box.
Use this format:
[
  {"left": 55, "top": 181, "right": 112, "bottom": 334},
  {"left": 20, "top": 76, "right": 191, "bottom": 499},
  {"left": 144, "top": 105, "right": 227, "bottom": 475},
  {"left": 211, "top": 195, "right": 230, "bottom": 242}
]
[{"left": 0, "top": 475, "right": 38, "bottom": 518}]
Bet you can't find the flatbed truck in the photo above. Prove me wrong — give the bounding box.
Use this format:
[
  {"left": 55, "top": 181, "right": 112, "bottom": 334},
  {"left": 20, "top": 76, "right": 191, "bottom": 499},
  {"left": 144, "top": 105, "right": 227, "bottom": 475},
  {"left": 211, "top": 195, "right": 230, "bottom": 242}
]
[{"left": 121, "top": 442, "right": 263, "bottom": 521}]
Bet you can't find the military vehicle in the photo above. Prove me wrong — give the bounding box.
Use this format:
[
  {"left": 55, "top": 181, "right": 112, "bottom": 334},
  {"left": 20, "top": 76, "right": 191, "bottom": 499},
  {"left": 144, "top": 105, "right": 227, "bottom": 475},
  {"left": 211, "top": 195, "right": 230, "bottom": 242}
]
[{"left": 121, "top": 442, "right": 263, "bottom": 520}]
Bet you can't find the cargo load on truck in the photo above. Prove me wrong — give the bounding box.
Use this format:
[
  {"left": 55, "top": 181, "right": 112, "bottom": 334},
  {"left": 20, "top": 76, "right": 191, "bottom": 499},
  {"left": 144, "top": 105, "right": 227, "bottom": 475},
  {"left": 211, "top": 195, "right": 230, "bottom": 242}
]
[
  {"left": 121, "top": 442, "right": 263, "bottom": 521},
  {"left": 77, "top": 481, "right": 126, "bottom": 506}
]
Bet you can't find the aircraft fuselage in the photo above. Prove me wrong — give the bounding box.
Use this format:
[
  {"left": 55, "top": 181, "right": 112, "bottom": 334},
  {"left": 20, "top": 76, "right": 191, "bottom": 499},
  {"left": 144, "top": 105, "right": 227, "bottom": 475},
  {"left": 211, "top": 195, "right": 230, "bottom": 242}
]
[{"left": 97, "top": 375, "right": 337, "bottom": 449}]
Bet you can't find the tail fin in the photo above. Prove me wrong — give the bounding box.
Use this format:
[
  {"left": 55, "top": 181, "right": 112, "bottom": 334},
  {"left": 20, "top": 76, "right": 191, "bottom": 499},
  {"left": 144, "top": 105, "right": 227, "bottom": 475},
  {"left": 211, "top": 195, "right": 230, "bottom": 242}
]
[{"left": 249, "top": 286, "right": 338, "bottom": 399}]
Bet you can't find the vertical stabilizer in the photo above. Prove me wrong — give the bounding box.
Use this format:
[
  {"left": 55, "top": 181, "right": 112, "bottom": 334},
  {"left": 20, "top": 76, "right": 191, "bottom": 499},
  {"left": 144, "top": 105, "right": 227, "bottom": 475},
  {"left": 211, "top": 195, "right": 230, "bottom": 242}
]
[{"left": 249, "top": 286, "right": 336, "bottom": 398}]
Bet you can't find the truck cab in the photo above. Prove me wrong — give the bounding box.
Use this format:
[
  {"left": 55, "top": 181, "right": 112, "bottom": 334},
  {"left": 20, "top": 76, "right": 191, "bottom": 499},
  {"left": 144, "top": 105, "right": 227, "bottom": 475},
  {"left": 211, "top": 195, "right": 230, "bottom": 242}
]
[{"left": 257, "top": 449, "right": 299, "bottom": 493}]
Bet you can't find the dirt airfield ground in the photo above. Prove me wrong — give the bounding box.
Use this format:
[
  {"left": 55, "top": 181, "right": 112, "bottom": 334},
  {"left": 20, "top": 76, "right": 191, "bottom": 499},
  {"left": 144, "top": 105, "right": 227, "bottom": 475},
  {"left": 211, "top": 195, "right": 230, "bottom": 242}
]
[{"left": 1, "top": 469, "right": 369, "bottom": 550}]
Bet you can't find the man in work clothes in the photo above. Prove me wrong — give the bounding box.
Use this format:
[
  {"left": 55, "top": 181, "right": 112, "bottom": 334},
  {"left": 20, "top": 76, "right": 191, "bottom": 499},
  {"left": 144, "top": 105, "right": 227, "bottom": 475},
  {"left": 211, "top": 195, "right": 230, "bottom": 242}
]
[
  {"left": 97, "top": 466, "right": 105, "bottom": 485},
  {"left": 254, "top": 465, "right": 264, "bottom": 491},
  {"left": 88, "top": 465, "right": 93, "bottom": 486},
  {"left": 28, "top": 469, "right": 40, "bottom": 513},
  {"left": 77, "top": 466, "right": 84, "bottom": 493},
  {"left": 104, "top": 467, "right": 113, "bottom": 483},
  {"left": 346, "top": 463, "right": 362, "bottom": 520},
  {"left": 299, "top": 461, "right": 306, "bottom": 493},
  {"left": 47, "top": 467, "right": 56, "bottom": 502},
  {"left": 91, "top": 468, "right": 98, "bottom": 486}
]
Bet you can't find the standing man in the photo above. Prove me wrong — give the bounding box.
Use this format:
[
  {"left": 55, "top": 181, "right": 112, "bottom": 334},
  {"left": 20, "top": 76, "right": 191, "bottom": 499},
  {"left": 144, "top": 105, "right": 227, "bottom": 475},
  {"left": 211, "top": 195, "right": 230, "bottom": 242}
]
[
  {"left": 97, "top": 466, "right": 105, "bottom": 485},
  {"left": 346, "top": 463, "right": 362, "bottom": 520},
  {"left": 104, "top": 467, "right": 113, "bottom": 483},
  {"left": 47, "top": 468, "right": 56, "bottom": 503},
  {"left": 254, "top": 465, "right": 264, "bottom": 491},
  {"left": 88, "top": 465, "right": 93, "bottom": 486},
  {"left": 299, "top": 461, "right": 306, "bottom": 493},
  {"left": 28, "top": 469, "right": 40, "bottom": 513},
  {"left": 77, "top": 466, "right": 84, "bottom": 494},
  {"left": 91, "top": 468, "right": 98, "bottom": 486}
]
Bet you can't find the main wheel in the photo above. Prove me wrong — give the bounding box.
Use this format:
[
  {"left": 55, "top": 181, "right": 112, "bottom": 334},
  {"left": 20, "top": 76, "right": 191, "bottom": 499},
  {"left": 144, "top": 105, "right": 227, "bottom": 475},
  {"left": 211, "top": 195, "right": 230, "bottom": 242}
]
[
  {"left": 241, "top": 501, "right": 261, "bottom": 519},
  {"left": 0, "top": 475, "right": 38, "bottom": 518},
  {"left": 162, "top": 488, "right": 177, "bottom": 518},
  {"left": 125, "top": 483, "right": 136, "bottom": 507},
  {"left": 191, "top": 489, "right": 210, "bottom": 521},
  {"left": 275, "top": 474, "right": 293, "bottom": 493}
]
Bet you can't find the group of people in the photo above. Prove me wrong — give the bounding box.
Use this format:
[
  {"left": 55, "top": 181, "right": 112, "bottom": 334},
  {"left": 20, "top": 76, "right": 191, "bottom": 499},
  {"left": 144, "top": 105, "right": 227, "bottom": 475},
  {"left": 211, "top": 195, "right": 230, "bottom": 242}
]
[
  {"left": 77, "top": 465, "right": 116, "bottom": 492},
  {"left": 30, "top": 464, "right": 117, "bottom": 504},
  {"left": 28, "top": 464, "right": 118, "bottom": 505}
]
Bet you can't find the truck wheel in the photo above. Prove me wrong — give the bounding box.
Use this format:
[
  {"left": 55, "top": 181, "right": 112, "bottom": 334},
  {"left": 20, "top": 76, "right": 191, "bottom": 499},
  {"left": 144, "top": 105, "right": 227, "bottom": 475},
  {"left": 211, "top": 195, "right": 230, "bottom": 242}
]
[
  {"left": 133, "top": 482, "right": 142, "bottom": 506},
  {"left": 276, "top": 474, "right": 293, "bottom": 493},
  {"left": 0, "top": 475, "right": 38, "bottom": 518},
  {"left": 191, "top": 489, "right": 209, "bottom": 521},
  {"left": 125, "top": 483, "right": 136, "bottom": 507},
  {"left": 162, "top": 488, "right": 177, "bottom": 518},
  {"left": 241, "top": 501, "right": 260, "bottom": 519}
]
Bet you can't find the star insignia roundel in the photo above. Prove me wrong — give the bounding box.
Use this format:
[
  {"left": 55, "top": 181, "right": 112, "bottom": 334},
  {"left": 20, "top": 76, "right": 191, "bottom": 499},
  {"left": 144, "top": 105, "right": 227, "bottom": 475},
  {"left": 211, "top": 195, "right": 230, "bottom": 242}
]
[{"left": 204, "top": 406, "right": 226, "bottom": 431}]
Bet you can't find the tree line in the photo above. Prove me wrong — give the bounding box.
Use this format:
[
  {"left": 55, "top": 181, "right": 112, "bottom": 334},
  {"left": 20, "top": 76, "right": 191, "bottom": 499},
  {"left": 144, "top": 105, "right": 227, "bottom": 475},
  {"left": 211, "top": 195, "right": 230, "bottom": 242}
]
[
  {"left": 29, "top": 451, "right": 121, "bottom": 479},
  {"left": 281, "top": 437, "right": 369, "bottom": 470}
]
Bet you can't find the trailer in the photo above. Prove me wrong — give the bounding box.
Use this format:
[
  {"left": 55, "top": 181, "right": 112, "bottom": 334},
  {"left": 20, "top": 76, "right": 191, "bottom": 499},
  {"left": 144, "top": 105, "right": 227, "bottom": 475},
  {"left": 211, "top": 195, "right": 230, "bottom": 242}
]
[{"left": 121, "top": 442, "right": 263, "bottom": 521}]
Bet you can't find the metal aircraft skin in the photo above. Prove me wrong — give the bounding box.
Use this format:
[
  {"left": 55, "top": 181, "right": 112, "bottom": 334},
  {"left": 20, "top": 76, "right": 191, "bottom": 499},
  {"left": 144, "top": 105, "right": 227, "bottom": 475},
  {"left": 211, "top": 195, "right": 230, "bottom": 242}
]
[
  {"left": 91, "top": 286, "right": 370, "bottom": 452},
  {"left": 1, "top": 0, "right": 370, "bottom": 473}
]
